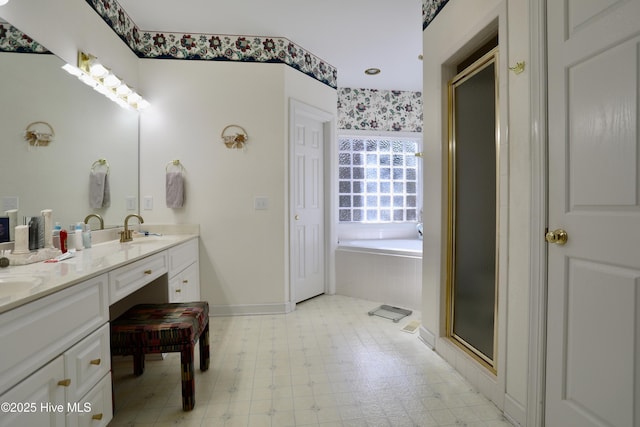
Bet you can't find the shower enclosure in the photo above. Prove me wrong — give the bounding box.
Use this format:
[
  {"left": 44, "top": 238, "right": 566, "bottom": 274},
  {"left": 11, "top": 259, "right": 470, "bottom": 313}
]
[{"left": 446, "top": 45, "right": 499, "bottom": 372}]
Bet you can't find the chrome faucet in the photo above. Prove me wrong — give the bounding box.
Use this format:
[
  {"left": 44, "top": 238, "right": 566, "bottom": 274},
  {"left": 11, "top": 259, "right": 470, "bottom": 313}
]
[
  {"left": 84, "top": 213, "right": 104, "bottom": 230},
  {"left": 120, "top": 214, "right": 144, "bottom": 243}
]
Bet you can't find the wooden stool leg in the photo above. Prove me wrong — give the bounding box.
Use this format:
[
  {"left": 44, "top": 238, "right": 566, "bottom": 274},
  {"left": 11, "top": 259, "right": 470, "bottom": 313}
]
[
  {"left": 180, "top": 344, "right": 195, "bottom": 411},
  {"left": 199, "top": 323, "right": 210, "bottom": 372}
]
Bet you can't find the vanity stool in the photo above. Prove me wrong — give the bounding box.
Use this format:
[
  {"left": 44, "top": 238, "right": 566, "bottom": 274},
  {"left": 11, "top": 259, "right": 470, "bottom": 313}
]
[{"left": 110, "top": 301, "right": 210, "bottom": 411}]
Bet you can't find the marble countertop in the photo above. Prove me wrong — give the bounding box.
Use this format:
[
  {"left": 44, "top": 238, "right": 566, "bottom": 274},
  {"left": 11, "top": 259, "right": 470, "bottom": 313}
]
[{"left": 0, "top": 227, "right": 198, "bottom": 314}]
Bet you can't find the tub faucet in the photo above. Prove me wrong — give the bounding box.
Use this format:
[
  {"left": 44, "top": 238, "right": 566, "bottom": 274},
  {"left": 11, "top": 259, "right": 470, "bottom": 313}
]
[
  {"left": 84, "top": 213, "right": 104, "bottom": 230},
  {"left": 120, "top": 214, "right": 144, "bottom": 243}
]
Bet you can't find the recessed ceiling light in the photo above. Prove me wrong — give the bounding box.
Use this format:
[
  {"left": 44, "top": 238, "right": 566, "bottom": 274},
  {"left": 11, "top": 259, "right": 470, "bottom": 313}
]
[{"left": 364, "top": 68, "right": 381, "bottom": 76}]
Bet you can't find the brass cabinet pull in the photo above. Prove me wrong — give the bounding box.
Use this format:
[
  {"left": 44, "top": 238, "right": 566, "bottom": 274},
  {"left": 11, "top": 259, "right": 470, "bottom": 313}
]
[
  {"left": 545, "top": 228, "right": 568, "bottom": 245},
  {"left": 90, "top": 358, "right": 101, "bottom": 365},
  {"left": 57, "top": 379, "right": 71, "bottom": 387},
  {"left": 92, "top": 413, "right": 103, "bottom": 420},
  {"left": 182, "top": 279, "right": 188, "bottom": 284},
  {"left": 175, "top": 289, "right": 181, "bottom": 293},
  {"left": 144, "top": 269, "right": 152, "bottom": 274}
]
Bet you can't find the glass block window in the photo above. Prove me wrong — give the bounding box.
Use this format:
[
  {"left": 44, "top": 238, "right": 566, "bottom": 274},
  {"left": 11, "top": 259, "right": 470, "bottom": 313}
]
[{"left": 338, "top": 136, "right": 420, "bottom": 223}]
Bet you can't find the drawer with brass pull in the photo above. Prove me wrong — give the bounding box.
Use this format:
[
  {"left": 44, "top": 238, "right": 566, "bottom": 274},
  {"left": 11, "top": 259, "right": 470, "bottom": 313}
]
[{"left": 108, "top": 252, "right": 168, "bottom": 304}]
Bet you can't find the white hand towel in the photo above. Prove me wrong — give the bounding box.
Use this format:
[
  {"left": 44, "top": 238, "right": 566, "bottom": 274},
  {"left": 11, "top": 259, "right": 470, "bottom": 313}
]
[
  {"left": 89, "top": 170, "right": 111, "bottom": 208},
  {"left": 166, "top": 171, "right": 184, "bottom": 208}
]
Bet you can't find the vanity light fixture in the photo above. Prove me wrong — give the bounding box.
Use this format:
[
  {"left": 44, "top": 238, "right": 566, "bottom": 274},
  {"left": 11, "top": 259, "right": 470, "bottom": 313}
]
[{"left": 61, "top": 52, "right": 150, "bottom": 111}]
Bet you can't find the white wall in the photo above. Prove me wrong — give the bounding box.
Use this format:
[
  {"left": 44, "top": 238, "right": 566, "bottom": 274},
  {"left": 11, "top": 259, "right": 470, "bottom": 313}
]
[
  {"left": 138, "top": 60, "right": 336, "bottom": 314},
  {"left": 421, "top": 0, "right": 530, "bottom": 425}
]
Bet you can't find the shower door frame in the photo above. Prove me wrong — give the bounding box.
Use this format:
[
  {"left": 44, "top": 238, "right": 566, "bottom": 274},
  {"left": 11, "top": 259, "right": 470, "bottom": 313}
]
[{"left": 445, "top": 47, "right": 500, "bottom": 374}]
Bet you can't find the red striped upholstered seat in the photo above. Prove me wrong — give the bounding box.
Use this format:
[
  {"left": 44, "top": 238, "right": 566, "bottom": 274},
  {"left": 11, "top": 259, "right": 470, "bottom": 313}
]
[{"left": 110, "top": 302, "right": 209, "bottom": 411}]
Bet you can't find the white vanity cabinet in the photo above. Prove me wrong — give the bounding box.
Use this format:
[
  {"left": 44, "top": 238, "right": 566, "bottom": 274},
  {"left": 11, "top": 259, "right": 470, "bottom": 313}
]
[
  {"left": 0, "top": 275, "right": 112, "bottom": 427},
  {"left": 0, "top": 234, "right": 200, "bottom": 427},
  {"left": 168, "top": 239, "right": 200, "bottom": 302}
]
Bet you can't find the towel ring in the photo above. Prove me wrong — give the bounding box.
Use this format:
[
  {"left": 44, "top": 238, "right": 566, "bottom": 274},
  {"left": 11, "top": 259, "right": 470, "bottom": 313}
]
[
  {"left": 221, "top": 124, "right": 248, "bottom": 149},
  {"left": 24, "top": 121, "right": 55, "bottom": 146},
  {"left": 91, "top": 158, "right": 110, "bottom": 174},
  {"left": 166, "top": 159, "right": 186, "bottom": 172}
]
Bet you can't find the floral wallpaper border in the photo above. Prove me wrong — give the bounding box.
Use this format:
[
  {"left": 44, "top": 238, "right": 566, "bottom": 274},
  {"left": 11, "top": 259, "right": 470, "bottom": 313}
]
[
  {"left": 84, "top": 0, "right": 338, "bottom": 89},
  {"left": 338, "top": 88, "right": 423, "bottom": 133},
  {"left": 423, "top": 0, "right": 450, "bottom": 30},
  {"left": 4, "top": 1, "right": 448, "bottom": 88},
  {"left": 0, "top": 23, "right": 51, "bottom": 54}
]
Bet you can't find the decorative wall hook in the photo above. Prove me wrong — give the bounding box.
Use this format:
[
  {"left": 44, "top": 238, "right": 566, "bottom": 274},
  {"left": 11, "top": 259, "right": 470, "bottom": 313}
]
[
  {"left": 24, "top": 121, "right": 55, "bottom": 146},
  {"left": 508, "top": 61, "right": 526, "bottom": 75},
  {"left": 221, "top": 125, "right": 249, "bottom": 149}
]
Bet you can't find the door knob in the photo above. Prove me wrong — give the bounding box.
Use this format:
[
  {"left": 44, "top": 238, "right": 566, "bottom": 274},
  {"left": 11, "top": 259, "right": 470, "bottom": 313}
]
[
  {"left": 295, "top": 214, "right": 300, "bottom": 220},
  {"left": 545, "top": 229, "right": 568, "bottom": 245}
]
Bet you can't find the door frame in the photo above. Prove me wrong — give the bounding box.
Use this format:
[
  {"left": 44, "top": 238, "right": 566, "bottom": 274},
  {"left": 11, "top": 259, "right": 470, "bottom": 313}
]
[
  {"left": 288, "top": 98, "right": 335, "bottom": 310},
  {"left": 527, "top": 0, "right": 548, "bottom": 426}
]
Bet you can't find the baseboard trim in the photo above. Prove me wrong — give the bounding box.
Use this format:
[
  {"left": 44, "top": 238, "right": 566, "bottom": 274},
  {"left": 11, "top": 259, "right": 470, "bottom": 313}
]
[
  {"left": 209, "top": 302, "right": 292, "bottom": 316},
  {"left": 418, "top": 326, "right": 436, "bottom": 349},
  {"left": 504, "top": 393, "right": 526, "bottom": 427}
]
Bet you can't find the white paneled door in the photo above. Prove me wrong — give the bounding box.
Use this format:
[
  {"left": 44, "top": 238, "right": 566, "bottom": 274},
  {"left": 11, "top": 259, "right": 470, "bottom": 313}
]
[
  {"left": 291, "top": 104, "right": 325, "bottom": 304},
  {"left": 546, "top": 1, "right": 640, "bottom": 426}
]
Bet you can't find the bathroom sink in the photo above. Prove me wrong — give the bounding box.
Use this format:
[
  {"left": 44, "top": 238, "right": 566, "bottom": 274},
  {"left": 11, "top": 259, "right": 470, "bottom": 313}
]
[{"left": 0, "top": 275, "right": 44, "bottom": 296}]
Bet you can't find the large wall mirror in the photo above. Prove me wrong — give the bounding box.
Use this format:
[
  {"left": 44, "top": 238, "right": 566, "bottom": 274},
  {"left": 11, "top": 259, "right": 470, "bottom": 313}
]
[{"left": 0, "top": 22, "right": 138, "bottom": 235}]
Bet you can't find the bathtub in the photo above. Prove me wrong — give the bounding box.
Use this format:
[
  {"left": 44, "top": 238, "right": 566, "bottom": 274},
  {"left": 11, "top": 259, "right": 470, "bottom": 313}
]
[{"left": 335, "top": 239, "right": 422, "bottom": 311}]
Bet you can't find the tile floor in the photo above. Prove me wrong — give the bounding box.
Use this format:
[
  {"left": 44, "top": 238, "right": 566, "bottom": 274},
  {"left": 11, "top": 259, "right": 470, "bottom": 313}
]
[{"left": 109, "top": 295, "right": 513, "bottom": 427}]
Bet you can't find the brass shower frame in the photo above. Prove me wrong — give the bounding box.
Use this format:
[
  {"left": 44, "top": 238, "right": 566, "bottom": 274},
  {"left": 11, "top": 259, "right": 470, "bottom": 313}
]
[{"left": 445, "top": 47, "right": 500, "bottom": 374}]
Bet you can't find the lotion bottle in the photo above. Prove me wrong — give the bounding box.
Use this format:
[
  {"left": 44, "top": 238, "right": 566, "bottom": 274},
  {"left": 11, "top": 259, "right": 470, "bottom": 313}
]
[
  {"left": 74, "top": 223, "right": 83, "bottom": 250},
  {"left": 59, "top": 228, "right": 68, "bottom": 253},
  {"left": 82, "top": 223, "right": 92, "bottom": 249},
  {"left": 52, "top": 223, "right": 62, "bottom": 249}
]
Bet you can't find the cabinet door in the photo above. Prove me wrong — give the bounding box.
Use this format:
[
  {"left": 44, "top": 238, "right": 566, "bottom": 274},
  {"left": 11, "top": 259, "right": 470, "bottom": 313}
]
[
  {"left": 168, "top": 262, "right": 200, "bottom": 302},
  {"left": 0, "top": 356, "right": 66, "bottom": 427},
  {"left": 64, "top": 324, "right": 110, "bottom": 403},
  {"left": 66, "top": 374, "right": 112, "bottom": 427}
]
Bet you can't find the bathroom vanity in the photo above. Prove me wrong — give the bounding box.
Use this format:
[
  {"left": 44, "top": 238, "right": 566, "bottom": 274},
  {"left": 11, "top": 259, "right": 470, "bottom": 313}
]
[{"left": 0, "top": 228, "right": 199, "bottom": 427}]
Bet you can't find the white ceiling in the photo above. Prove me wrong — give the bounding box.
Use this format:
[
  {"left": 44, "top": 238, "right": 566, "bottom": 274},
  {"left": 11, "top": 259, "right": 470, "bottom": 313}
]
[{"left": 117, "top": 0, "right": 424, "bottom": 92}]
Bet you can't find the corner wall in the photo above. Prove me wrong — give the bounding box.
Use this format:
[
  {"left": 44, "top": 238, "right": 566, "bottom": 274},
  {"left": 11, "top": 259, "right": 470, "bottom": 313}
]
[
  {"left": 421, "top": 0, "right": 530, "bottom": 425},
  {"left": 138, "top": 60, "right": 337, "bottom": 315}
]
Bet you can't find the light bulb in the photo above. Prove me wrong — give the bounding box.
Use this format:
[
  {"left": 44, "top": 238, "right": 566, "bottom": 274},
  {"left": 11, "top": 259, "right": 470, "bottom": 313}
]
[
  {"left": 0, "top": 0, "right": 10, "bottom": 6},
  {"left": 136, "top": 99, "right": 151, "bottom": 110},
  {"left": 62, "top": 64, "right": 83, "bottom": 76},
  {"left": 116, "top": 84, "right": 132, "bottom": 97},
  {"left": 89, "top": 62, "right": 108, "bottom": 78},
  {"left": 103, "top": 73, "right": 121, "bottom": 88},
  {"left": 127, "top": 93, "right": 142, "bottom": 104}
]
